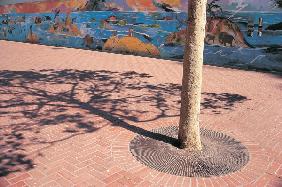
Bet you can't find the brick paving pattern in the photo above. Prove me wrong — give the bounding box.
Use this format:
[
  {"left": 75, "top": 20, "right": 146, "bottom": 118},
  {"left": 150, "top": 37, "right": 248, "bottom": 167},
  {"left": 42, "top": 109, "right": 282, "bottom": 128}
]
[{"left": 0, "top": 40, "right": 281, "bottom": 187}]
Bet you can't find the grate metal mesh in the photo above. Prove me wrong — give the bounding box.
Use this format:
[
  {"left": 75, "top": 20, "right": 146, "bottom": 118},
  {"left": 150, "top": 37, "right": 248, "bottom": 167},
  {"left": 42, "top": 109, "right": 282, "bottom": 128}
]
[{"left": 129, "top": 126, "right": 249, "bottom": 177}]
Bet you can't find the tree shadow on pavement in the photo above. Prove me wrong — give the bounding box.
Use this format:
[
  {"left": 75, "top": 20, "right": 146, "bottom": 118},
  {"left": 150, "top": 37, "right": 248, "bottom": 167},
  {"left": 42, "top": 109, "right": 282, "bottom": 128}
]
[{"left": 0, "top": 69, "right": 249, "bottom": 176}]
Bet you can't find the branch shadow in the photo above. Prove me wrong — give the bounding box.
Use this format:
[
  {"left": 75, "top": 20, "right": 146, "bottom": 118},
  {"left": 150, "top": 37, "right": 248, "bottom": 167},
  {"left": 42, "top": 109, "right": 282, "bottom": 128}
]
[
  {"left": 0, "top": 69, "right": 249, "bottom": 176},
  {"left": 201, "top": 92, "right": 249, "bottom": 114}
]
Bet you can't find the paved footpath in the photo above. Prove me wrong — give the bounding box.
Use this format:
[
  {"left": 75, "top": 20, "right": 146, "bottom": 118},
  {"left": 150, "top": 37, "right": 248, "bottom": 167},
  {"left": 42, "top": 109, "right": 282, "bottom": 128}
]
[{"left": 0, "top": 40, "right": 281, "bottom": 187}]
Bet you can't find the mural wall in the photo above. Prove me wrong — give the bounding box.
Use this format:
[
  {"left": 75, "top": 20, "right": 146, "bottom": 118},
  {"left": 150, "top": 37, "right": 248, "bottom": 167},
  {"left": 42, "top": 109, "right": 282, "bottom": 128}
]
[{"left": 0, "top": 0, "right": 282, "bottom": 71}]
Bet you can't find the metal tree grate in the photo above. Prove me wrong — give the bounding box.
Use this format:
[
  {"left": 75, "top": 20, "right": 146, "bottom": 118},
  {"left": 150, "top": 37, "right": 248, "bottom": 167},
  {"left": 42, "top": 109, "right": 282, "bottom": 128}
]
[{"left": 129, "top": 126, "right": 249, "bottom": 177}]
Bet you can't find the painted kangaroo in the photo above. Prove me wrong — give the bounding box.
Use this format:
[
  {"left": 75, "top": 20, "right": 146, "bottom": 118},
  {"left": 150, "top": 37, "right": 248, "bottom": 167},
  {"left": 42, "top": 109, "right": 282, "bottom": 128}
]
[{"left": 218, "top": 32, "right": 234, "bottom": 47}]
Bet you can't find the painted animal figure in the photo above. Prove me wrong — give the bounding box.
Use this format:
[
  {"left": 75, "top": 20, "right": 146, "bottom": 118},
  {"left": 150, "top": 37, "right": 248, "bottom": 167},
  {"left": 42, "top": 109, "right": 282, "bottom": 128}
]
[
  {"left": 218, "top": 32, "right": 234, "bottom": 47},
  {"left": 84, "top": 34, "right": 94, "bottom": 48},
  {"left": 45, "top": 16, "right": 51, "bottom": 21},
  {"left": 35, "top": 17, "right": 42, "bottom": 24},
  {"left": 2, "top": 20, "right": 8, "bottom": 24},
  {"left": 206, "top": 33, "right": 215, "bottom": 43}
]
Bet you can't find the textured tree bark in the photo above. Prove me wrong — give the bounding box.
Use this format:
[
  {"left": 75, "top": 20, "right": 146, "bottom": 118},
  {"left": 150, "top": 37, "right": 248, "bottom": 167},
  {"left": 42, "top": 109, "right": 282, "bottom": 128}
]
[{"left": 178, "top": 0, "right": 207, "bottom": 151}]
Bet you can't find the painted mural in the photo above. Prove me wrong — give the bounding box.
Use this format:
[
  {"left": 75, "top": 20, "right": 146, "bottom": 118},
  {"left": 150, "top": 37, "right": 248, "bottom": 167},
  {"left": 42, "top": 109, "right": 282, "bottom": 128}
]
[{"left": 0, "top": 0, "right": 282, "bottom": 71}]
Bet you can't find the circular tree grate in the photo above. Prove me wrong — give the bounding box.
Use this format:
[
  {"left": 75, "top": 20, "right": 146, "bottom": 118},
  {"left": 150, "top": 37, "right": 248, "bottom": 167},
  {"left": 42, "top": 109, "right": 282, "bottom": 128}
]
[{"left": 129, "top": 126, "right": 249, "bottom": 177}]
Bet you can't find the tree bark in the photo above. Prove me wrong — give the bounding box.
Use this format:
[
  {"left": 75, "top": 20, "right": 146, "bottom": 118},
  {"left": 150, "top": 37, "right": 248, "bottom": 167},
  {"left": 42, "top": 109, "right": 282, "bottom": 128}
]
[{"left": 178, "top": 0, "right": 207, "bottom": 151}]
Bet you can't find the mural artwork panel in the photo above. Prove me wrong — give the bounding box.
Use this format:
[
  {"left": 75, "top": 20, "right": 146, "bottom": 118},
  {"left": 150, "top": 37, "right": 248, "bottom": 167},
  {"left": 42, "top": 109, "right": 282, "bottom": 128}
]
[{"left": 0, "top": 0, "right": 281, "bottom": 71}]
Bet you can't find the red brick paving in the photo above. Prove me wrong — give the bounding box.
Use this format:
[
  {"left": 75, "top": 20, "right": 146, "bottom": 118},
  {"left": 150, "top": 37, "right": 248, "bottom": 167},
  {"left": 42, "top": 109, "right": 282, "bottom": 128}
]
[{"left": 0, "top": 40, "right": 281, "bottom": 187}]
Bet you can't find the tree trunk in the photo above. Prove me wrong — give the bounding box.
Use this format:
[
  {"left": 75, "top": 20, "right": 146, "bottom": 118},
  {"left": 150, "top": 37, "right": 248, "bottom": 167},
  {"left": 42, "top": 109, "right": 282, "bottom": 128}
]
[{"left": 178, "top": 0, "right": 207, "bottom": 151}]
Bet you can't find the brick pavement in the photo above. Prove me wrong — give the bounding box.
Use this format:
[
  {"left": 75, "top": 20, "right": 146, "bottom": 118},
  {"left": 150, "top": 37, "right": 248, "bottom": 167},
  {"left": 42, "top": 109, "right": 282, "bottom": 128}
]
[{"left": 0, "top": 40, "right": 281, "bottom": 187}]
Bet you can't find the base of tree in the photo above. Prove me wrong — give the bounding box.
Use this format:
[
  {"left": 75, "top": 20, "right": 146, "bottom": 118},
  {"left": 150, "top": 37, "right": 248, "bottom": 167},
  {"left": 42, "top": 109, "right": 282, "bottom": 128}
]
[{"left": 129, "top": 126, "right": 249, "bottom": 177}]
